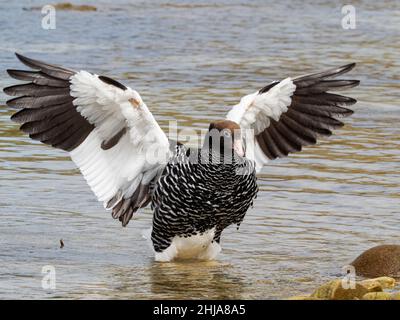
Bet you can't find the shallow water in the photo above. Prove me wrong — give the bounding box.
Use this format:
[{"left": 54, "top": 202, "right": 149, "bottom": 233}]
[{"left": 0, "top": 0, "right": 399, "bottom": 299}]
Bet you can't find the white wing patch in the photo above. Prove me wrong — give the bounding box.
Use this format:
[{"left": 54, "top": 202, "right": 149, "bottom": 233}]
[
  {"left": 227, "top": 78, "right": 296, "bottom": 134},
  {"left": 71, "top": 71, "right": 126, "bottom": 141},
  {"left": 69, "top": 71, "right": 169, "bottom": 208},
  {"left": 226, "top": 78, "right": 296, "bottom": 171},
  {"left": 71, "top": 132, "right": 143, "bottom": 202}
]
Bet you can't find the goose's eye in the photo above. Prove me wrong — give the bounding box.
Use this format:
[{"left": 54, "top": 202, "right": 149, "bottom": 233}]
[{"left": 223, "top": 130, "right": 231, "bottom": 138}]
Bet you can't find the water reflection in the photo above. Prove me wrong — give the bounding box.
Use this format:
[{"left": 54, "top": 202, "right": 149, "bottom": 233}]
[
  {"left": 67, "top": 261, "right": 247, "bottom": 299},
  {"left": 148, "top": 261, "right": 245, "bottom": 299}
]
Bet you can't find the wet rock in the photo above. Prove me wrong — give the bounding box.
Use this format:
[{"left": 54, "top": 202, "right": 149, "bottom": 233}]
[
  {"left": 311, "top": 279, "right": 369, "bottom": 300},
  {"left": 358, "top": 280, "right": 382, "bottom": 292},
  {"left": 310, "top": 280, "right": 336, "bottom": 299},
  {"left": 391, "top": 292, "right": 400, "bottom": 300},
  {"left": 362, "top": 292, "right": 392, "bottom": 300},
  {"left": 360, "top": 276, "right": 395, "bottom": 290},
  {"left": 289, "top": 276, "right": 397, "bottom": 300},
  {"left": 351, "top": 245, "right": 400, "bottom": 278},
  {"left": 27, "top": 3, "right": 97, "bottom": 12},
  {"left": 53, "top": 3, "right": 97, "bottom": 11}
]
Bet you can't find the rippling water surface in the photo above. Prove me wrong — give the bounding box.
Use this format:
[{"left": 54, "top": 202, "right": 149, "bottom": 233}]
[{"left": 0, "top": 0, "right": 399, "bottom": 299}]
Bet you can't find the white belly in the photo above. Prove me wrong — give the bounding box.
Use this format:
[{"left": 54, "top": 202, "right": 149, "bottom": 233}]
[{"left": 154, "top": 228, "right": 222, "bottom": 262}]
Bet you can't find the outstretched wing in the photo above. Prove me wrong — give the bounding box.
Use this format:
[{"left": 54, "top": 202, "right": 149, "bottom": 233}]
[
  {"left": 226, "top": 63, "right": 359, "bottom": 171},
  {"left": 4, "top": 53, "right": 170, "bottom": 226}
]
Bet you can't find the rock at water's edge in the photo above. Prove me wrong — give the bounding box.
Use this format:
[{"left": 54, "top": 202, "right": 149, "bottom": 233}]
[
  {"left": 288, "top": 277, "right": 397, "bottom": 300},
  {"left": 360, "top": 276, "right": 395, "bottom": 290},
  {"left": 351, "top": 245, "right": 400, "bottom": 278},
  {"left": 362, "top": 292, "right": 392, "bottom": 300},
  {"left": 311, "top": 279, "right": 369, "bottom": 300}
]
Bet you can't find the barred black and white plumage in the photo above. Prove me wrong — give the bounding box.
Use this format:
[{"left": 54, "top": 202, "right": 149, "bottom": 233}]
[
  {"left": 3, "top": 53, "right": 359, "bottom": 261},
  {"left": 150, "top": 144, "right": 258, "bottom": 260}
]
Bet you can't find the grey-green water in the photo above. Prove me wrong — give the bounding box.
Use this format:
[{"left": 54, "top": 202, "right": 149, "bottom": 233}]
[{"left": 0, "top": 0, "right": 399, "bottom": 299}]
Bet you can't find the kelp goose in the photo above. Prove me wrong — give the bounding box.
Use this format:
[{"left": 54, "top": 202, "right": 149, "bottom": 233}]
[{"left": 3, "top": 54, "right": 359, "bottom": 261}]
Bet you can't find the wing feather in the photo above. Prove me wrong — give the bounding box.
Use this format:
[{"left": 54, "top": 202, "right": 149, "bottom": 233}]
[
  {"left": 4, "top": 53, "right": 169, "bottom": 226},
  {"left": 227, "top": 63, "right": 359, "bottom": 171}
]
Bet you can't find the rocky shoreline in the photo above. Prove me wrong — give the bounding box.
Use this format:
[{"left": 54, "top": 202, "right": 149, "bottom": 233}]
[
  {"left": 290, "top": 245, "right": 400, "bottom": 300},
  {"left": 289, "top": 276, "right": 400, "bottom": 300}
]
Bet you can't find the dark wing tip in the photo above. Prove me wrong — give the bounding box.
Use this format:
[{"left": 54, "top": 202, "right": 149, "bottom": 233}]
[
  {"left": 3, "top": 85, "right": 13, "bottom": 96},
  {"left": 3, "top": 85, "right": 10, "bottom": 95},
  {"left": 5, "top": 96, "right": 23, "bottom": 108},
  {"left": 333, "top": 62, "right": 357, "bottom": 77},
  {"left": 294, "top": 62, "right": 358, "bottom": 83},
  {"left": 10, "top": 112, "right": 21, "bottom": 122},
  {"left": 3, "top": 70, "right": 18, "bottom": 94},
  {"left": 98, "top": 75, "right": 127, "bottom": 91},
  {"left": 3, "top": 84, "right": 25, "bottom": 96},
  {"left": 13, "top": 52, "right": 75, "bottom": 76},
  {"left": 6, "top": 69, "right": 19, "bottom": 78},
  {"left": 342, "top": 62, "right": 356, "bottom": 70},
  {"left": 338, "top": 63, "right": 357, "bottom": 78},
  {"left": 332, "top": 62, "right": 356, "bottom": 76},
  {"left": 5, "top": 69, "right": 32, "bottom": 81},
  {"left": 344, "top": 96, "right": 357, "bottom": 105},
  {"left": 15, "top": 52, "right": 39, "bottom": 70},
  {"left": 15, "top": 52, "right": 24, "bottom": 60}
]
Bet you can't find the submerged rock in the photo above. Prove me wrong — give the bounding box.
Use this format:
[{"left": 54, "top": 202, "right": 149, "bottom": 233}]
[
  {"left": 53, "top": 3, "right": 97, "bottom": 11},
  {"left": 287, "top": 246, "right": 400, "bottom": 299},
  {"left": 289, "top": 277, "right": 397, "bottom": 300},
  {"left": 362, "top": 292, "right": 392, "bottom": 300},
  {"left": 311, "top": 279, "right": 370, "bottom": 300},
  {"left": 359, "top": 276, "right": 396, "bottom": 290},
  {"left": 351, "top": 245, "right": 400, "bottom": 278},
  {"left": 27, "top": 2, "right": 97, "bottom": 12}
]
